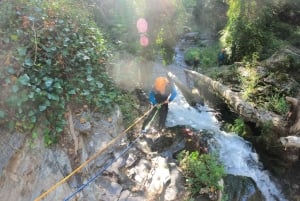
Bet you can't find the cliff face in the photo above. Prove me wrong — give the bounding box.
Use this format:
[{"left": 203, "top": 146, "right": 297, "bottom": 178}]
[{"left": 0, "top": 108, "right": 125, "bottom": 201}]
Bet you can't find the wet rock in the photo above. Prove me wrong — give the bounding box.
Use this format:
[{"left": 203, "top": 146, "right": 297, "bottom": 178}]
[
  {"left": 0, "top": 132, "right": 25, "bottom": 174},
  {"left": 164, "top": 162, "right": 186, "bottom": 201},
  {"left": 262, "top": 45, "right": 300, "bottom": 73},
  {"left": 183, "top": 32, "right": 200, "bottom": 42},
  {"left": 147, "top": 156, "right": 170, "bottom": 198},
  {"left": 223, "top": 174, "right": 265, "bottom": 201},
  {"left": 96, "top": 176, "right": 123, "bottom": 201}
]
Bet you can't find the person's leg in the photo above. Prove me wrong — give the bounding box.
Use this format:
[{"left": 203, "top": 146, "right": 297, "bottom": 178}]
[{"left": 158, "top": 103, "right": 168, "bottom": 130}]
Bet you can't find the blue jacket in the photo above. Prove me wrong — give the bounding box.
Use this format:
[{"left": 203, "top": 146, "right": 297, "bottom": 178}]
[{"left": 149, "top": 86, "right": 177, "bottom": 105}]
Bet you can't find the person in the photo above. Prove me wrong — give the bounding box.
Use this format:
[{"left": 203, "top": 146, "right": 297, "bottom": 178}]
[
  {"left": 142, "top": 76, "right": 177, "bottom": 132},
  {"left": 218, "top": 48, "right": 227, "bottom": 66}
]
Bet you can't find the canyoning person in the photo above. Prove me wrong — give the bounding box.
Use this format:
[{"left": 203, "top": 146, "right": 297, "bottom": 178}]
[
  {"left": 142, "top": 75, "right": 177, "bottom": 133},
  {"left": 218, "top": 48, "right": 227, "bottom": 66}
]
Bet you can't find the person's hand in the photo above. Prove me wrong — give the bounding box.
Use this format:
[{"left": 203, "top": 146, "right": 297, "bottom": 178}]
[{"left": 163, "top": 100, "right": 169, "bottom": 104}]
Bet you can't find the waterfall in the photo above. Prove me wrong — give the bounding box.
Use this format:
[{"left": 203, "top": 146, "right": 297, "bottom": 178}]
[
  {"left": 166, "top": 89, "right": 288, "bottom": 201},
  {"left": 147, "top": 38, "right": 289, "bottom": 201}
]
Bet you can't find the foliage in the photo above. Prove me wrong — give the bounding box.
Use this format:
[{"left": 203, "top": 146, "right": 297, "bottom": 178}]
[
  {"left": 0, "top": 0, "right": 119, "bottom": 144},
  {"left": 222, "top": 0, "right": 277, "bottom": 61},
  {"left": 238, "top": 62, "right": 260, "bottom": 101},
  {"left": 259, "top": 120, "right": 274, "bottom": 150},
  {"left": 178, "top": 150, "right": 225, "bottom": 197},
  {"left": 184, "top": 47, "right": 201, "bottom": 67},
  {"left": 264, "top": 93, "right": 289, "bottom": 115},
  {"left": 198, "top": 44, "right": 220, "bottom": 68},
  {"left": 115, "top": 91, "right": 140, "bottom": 127},
  {"left": 93, "top": 0, "right": 189, "bottom": 64},
  {"left": 184, "top": 43, "right": 220, "bottom": 69},
  {"left": 224, "top": 118, "right": 247, "bottom": 137},
  {"left": 193, "top": 0, "right": 228, "bottom": 33}
]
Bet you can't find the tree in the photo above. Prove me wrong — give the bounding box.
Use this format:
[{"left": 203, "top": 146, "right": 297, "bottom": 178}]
[{"left": 221, "top": 0, "right": 275, "bottom": 61}]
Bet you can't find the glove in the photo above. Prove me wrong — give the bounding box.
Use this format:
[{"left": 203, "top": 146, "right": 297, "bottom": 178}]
[{"left": 155, "top": 104, "right": 161, "bottom": 109}]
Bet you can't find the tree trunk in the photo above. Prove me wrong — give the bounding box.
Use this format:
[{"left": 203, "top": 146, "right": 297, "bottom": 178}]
[
  {"left": 183, "top": 69, "right": 300, "bottom": 148},
  {"left": 184, "top": 69, "right": 288, "bottom": 131},
  {"left": 279, "top": 96, "right": 300, "bottom": 148}
]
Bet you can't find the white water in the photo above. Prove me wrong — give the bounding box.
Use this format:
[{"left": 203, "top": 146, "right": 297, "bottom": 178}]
[
  {"left": 148, "top": 38, "right": 289, "bottom": 201},
  {"left": 166, "top": 89, "right": 288, "bottom": 201}
]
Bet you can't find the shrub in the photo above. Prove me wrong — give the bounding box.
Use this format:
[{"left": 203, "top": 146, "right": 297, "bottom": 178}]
[
  {"left": 1, "top": 0, "right": 118, "bottom": 144},
  {"left": 264, "top": 93, "right": 289, "bottom": 115},
  {"left": 184, "top": 47, "right": 201, "bottom": 67},
  {"left": 225, "top": 118, "right": 247, "bottom": 136},
  {"left": 178, "top": 150, "right": 225, "bottom": 197}
]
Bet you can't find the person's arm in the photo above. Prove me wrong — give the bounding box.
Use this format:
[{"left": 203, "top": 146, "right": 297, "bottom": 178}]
[
  {"left": 168, "top": 86, "right": 177, "bottom": 102},
  {"left": 149, "top": 90, "right": 157, "bottom": 105}
]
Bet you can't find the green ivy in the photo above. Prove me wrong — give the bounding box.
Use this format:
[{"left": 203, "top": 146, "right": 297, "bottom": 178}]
[{"left": 1, "top": 0, "right": 119, "bottom": 145}]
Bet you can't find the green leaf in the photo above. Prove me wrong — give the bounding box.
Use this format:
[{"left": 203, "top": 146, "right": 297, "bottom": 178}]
[
  {"left": 6, "top": 67, "right": 15, "bottom": 75},
  {"left": 28, "top": 110, "right": 35, "bottom": 116},
  {"left": 0, "top": 110, "right": 6, "bottom": 118},
  {"left": 86, "top": 75, "right": 94, "bottom": 81},
  {"left": 47, "top": 93, "right": 59, "bottom": 101},
  {"left": 62, "top": 49, "right": 68, "bottom": 55},
  {"left": 32, "top": 131, "right": 38, "bottom": 139},
  {"left": 35, "top": 88, "right": 41, "bottom": 93},
  {"left": 28, "top": 92, "right": 34, "bottom": 99},
  {"left": 3, "top": 37, "right": 10, "bottom": 43},
  {"left": 46, "top": 59, "right": 52, "bottom": 65},
  {"left": 41, "top": 45, "right": 51, "bottom": 52},
  {"left": 12, "top": 85, "right": 19, "bottom": 93},
  {"left": 34, "top": 7, "right": 42, "bottom": 13},
  {"left": 68, "top": 89, "right": 76, "bottom": 94},
  {"left": 5, "top": 78, "right": 11, "bottom": 84},
  {"left": 87, "top": 66, "right": 92, "bottom": 74},
  {"left": 17, "top": 47, "right": 27, "bottom": 56},
  {"left": 24, "top": 58, "right": 34, "bottom": 67},
  {"left": 81, "top": 90, "right": 90, "bottom": 96},
  {"left": 96, "top": 81, "right": 103, "bottom": 88},
  {"left": 83, "top": 55, "right": 90, "bottom": 60},
  {"left": 44, "top": 77, "right": 54, "bottom": 88},
  {"left": 19, "top": 74, "right": 30, "bottom": 86},
  {"left": 10, "top": 34, "right": 18, "bottom": 41},
  {"left": 31, "top": 116, "right": 37, "bottom": 123},
  {"left": 53, "top": 82, "right": 62, "bottom": 89},
  {"left": 39, "top": 105, "right": 47, "bottom": 111},
  {"left": 56, "top": 127, "right": 64, "bottom": 133}
]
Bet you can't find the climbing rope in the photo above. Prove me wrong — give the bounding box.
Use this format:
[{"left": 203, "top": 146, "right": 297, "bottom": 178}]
[
  {"left": 143, "top": 105, "right": 160, "bottom": 131},
  {"left": 34, "top": 106, "right": 155, "bottom": 201},
  {"left": 63, "top": 132, "right": 142, "bottom": 201}
]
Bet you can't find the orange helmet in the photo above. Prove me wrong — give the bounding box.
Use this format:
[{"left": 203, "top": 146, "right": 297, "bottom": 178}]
[{"left": 154, "top": 77, "right": 169, "bottom": 94}]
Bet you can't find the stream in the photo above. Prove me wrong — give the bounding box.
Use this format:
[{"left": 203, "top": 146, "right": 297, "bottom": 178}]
[{"left": 150, "top": 38, "right": 289, "bottom": 201}]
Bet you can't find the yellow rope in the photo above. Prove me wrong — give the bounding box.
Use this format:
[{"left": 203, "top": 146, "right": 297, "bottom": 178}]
[{"left": 34, "top": 106, "right": 154, "bottom": 201}]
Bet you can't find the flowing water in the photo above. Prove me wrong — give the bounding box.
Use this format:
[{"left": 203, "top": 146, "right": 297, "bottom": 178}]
[
  {"left": 166, "top": 90, "right": 287, "bottom": 201},
  {"left": 149, "top": 38, "right": 288, "bottom": 201}
]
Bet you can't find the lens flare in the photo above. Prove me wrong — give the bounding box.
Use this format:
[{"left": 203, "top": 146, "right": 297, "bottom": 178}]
[
  {"left": 140, "top": 35, "right": 149, "bottom": 47},
  {"left": 136, "top": 18, "right": 148, "bottom": 33}
]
